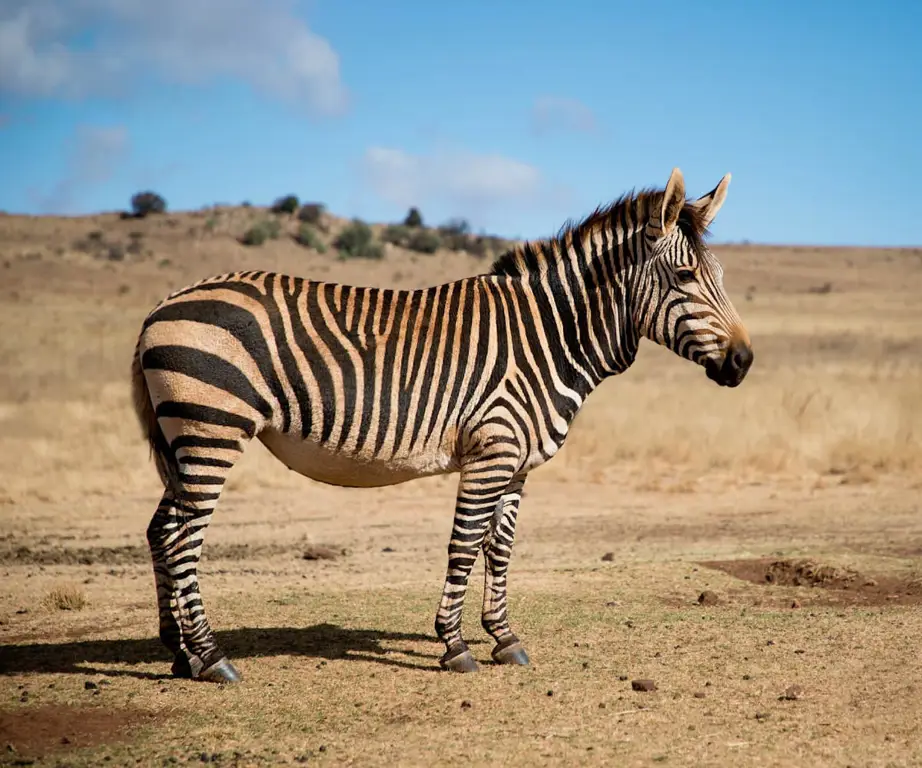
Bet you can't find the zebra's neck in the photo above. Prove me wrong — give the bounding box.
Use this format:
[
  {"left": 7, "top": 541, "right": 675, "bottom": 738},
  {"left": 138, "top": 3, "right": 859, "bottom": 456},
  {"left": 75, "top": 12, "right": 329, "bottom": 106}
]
[{"left": 506, "top": 212, "right": 648, "bottom": 391}]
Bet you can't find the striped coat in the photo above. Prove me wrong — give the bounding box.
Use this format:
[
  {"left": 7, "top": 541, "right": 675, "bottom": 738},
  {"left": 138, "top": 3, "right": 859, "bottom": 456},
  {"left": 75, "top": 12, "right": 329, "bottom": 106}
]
[{"left": 133, "top": 168, "right": 753, "bottom": 681}]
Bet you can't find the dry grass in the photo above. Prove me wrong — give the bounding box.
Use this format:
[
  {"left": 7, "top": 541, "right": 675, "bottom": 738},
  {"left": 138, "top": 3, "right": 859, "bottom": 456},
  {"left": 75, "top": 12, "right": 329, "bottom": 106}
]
[
  {"left": 40, "top": 584, "right": 88, "bottom": 612},
  {"left": 1, "top": 210, "right": 921, "bottom": 766}
]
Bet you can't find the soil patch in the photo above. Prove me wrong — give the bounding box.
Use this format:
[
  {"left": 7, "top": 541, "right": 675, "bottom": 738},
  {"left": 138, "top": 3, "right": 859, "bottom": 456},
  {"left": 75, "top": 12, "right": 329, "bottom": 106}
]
[
  {"left": 0, "top": 704, "right": 161, "bottom": 760},
  {"left": 0, "top": 541, "right": 344, "bottom": 566},
  {"left": 699, "top": 557, "right": 922, "bottom": 607}
]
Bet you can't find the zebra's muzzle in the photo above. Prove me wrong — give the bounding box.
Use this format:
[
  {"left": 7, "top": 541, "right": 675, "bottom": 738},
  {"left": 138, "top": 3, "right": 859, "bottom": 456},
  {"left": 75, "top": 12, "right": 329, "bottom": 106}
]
[{"left": 705, "top": 340, "right": 753, "bottom": 388}]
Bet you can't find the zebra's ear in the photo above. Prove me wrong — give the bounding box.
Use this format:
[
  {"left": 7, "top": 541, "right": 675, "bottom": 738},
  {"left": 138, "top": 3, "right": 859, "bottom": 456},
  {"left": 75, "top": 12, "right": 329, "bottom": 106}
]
[
  {"left": 689, "top": 173, "right": 731, "bottom": 228},
  {"left": 658, "top": 167, "right": 686, "bottom": 235}
]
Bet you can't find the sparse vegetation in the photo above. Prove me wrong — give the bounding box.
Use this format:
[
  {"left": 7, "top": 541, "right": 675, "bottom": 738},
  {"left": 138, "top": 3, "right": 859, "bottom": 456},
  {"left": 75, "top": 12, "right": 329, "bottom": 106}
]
[
  {"left": 333, "top": 219, "right": 383, "bottom": 260},
  {"left": 381, "top": 224, "right": 411, "bottom": 247},
  {"left": 41, "top": 584, "right": 87, "bottom": 611},
  {"left": 407, "top": 228, "right": 441, "bottom": 254},
  {"left": 271, "top": 195, "right": 300, "bottom": 215},
  {"left": 297, "top": 203, "right": 326, "bottom": 227},
  {"left": 241, "top": 219, "right": 282, "bottom": 246},
  {"left": 130, "top": 191, "right": 167, "bottom": 218},
  {"left": 438, "top": 218, "right": 473, "bottom": 252},
  {"left": 296, "top": 223, "right": 327, "bottom": 253},
  {"left": 440, "top": 217, "right": 471, "bottom": 236},
  {"left": 404, "top": 207, "right": 424, "bottom": 228}
]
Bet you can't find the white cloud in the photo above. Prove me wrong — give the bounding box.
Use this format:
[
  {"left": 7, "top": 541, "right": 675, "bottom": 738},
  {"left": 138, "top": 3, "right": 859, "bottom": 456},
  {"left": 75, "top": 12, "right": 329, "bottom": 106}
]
[
  {"left": 362, "top": 146, "right": 564, "bottom": 219},
  {"left": 38, "top": 124, "right": 129, "bottom": 213},
  {"left": 530, "top": 96, "right": 599, "bottom": 137},
  {"left": 0, "top": 0, "right": 347, "bottom": 115}
]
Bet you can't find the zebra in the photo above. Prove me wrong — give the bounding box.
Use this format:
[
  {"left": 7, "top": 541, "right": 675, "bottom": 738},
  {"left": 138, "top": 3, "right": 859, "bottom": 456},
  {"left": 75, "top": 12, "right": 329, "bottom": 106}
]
[{"left": 131, "top": 167, "right": 753, "bottom": 683}]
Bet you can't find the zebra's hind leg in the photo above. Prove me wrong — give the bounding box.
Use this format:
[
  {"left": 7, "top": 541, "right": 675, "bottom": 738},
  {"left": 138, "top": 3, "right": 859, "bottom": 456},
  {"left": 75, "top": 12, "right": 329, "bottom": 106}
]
[
  {"left": 482, "top": 474, "right": 530, "bottom": 666},
  {"left": 435, "top": 455, "right": 518, "bottom": 673},
  {"left": 146, "top": 448, "right": 242, "bottom": 683}
]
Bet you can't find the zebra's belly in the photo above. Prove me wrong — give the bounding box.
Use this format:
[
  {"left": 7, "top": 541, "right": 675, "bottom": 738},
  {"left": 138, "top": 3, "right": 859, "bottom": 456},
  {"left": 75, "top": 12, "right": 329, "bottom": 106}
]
[{"left": 257, "top": 430, "right": 457, "bottom": 488}]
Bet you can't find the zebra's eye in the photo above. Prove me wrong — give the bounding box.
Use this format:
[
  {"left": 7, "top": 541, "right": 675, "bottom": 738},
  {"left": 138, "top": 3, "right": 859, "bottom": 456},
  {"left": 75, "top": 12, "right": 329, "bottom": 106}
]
[{"left": 675, "top": 268, "right": 697, "bottom": 283}]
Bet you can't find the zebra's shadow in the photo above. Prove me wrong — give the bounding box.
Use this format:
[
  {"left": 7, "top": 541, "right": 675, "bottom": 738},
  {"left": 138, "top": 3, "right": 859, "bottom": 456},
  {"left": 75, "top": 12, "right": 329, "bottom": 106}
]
[{"left": 0, "top": 623, "right": 482, "bottom": 680}]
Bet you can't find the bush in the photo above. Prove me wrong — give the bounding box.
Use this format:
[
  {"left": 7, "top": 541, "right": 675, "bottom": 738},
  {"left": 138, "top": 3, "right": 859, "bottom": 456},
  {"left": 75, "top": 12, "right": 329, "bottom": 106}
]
[
  {"left": 271, "top": 195, "right": 299, "bottom": 215},
  {"left": 403, "top": 207, "right": 423, "bottom": 228},
  {"left": 381, "top": 224, "right": 411, "bottom": 247},
  {"left": 241, "top": 219, "right": 281, "bottom": 246},
  {"left": 296, "top": 223, "right": 328, "bottom": 253},
  {"left": 334, "top": 219, "right": 383, "bottom": 260},
  {"left": 407, "top": 229, "right": 441, "bottom": 254},
  {"left": 297, "top": 203, "right": 326, "bottom": 225},
  {"left": 439, "top": 217, "right": 470, "bottom": 236},
  {"left": 130, "top": 191, "right": 167, "bottom": 218}
]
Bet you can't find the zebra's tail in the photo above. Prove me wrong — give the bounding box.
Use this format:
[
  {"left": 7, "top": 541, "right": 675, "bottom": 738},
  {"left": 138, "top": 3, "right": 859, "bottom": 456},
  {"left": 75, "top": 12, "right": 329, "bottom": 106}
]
[{"left": 131, "top": 341, "right": 182, "bottom": 496}]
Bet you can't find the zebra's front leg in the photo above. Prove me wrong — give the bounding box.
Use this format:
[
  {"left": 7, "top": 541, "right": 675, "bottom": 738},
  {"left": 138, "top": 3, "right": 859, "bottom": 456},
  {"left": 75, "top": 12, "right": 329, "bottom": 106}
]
[
  {"left": 482, "top": 473, "right": 530, "bottom": 666},
  {"left": 435, "top": 459, "right": 518, "bottom": 673}
]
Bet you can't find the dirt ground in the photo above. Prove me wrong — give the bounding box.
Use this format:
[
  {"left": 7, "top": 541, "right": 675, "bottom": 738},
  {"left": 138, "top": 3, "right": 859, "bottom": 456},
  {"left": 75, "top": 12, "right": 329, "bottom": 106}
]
[{"left": 1, "top": 207, "right": 921, "bottom": 767}]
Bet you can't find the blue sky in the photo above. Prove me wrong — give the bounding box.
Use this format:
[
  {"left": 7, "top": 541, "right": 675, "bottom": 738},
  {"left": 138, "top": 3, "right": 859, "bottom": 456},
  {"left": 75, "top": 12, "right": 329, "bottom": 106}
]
[{"left": 0, "top": 0, "right": 919, "bottom": 246}]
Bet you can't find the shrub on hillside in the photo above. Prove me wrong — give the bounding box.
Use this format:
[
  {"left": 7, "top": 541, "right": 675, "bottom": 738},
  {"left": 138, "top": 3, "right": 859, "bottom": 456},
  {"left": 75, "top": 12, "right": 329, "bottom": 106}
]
[
  {"left": 296, "top": 223, "right": 328, "bottom": 253},
  {"left": 439, "top": 217, "right": 470, "bottom": 236},
  {"left": 334, "top": 219, "right": 383, "bottom": 260},
  {"left": 297, "top": 203, "right": 326, "bottom": 226},
  {"left": 403, "top": 207, "right": 423, "bottom": 228},
  {"left": 130, "top": 191, "right": 167, "bottom": 218},
  {"left": 407, "top": 229, "right": 441, "bottom": 254},
  {"left": 381, "top": 224, "right": 411, "bottom": 247},
  {"left": 241, "top": 219, "right": 281, "bottom": 246},
  {"left": 271, "top": 195, "right": 299, "bottom": 214}
]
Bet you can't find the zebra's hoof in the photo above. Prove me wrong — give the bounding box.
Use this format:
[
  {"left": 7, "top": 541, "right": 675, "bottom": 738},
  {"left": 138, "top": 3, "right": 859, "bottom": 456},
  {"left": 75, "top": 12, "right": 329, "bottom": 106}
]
[
  {"left": 491, "top": 638, "right": 530, "bottom": 666},
  {"left": 439, "top": 646, "right": 479, "bottom": 673},
  {"left": 199, "top": 657, "right": 242, "bottom": 684}
]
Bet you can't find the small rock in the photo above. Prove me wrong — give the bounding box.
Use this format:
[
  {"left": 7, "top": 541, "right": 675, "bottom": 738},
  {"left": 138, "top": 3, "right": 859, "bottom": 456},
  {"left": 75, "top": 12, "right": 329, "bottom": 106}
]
[
  {"left": 742, "top": 674, "right": 751, "bottom": 681},
  {"left": 618, "top": 675, "right": 628, "bottom": 681},
  {"left": 460, "top": 699, "right": 472, "bottom": 710},
  {"left": 697, "top": 590, "right": 720, "bottom": 606},
  {"left": 546, "top": 690, "right": 554, "bottom": 697},
  {"left": 601, "top": 552, "right": 615, "bottom": 562},
  {"left": 598, "top": 702, "right": 606, "bottom": 709},
  {"left": 382, "top": 547, "right": 396, "bottom": 553},
  {"left": 790, "top": 599, "right": 801, "bottom": 609},
  {"left": 864, "top": 578, "right": 878, "bottom": 587},
  {"left": 84, "top": 681, "right": 98, "bottom": 690},
  {"left": 631, "top": 679, "right": 657, "bottom": 692},
  {"left": 794, "top": 649, "right": 806, "bottom": 655},
  {"left": 582, "top": 662, "right": 590, "bottom": 669},
  {"left": 693, "top": 691, "right": 706, "bottom": 699},
  {"left": 766, "top": 640, "right": 776, "bottom": 646},
  {"left": 780, "top": 684, "right": 804, "bottom": 701},
  {"left": 318, "top": 746, "right": 326, "bottom": 753},
  {"left": 605, "top": 601, "right": 620, "bottom": 607},
  {"left": 755, "top": 711, "right": 771, "bottom": 721},
  {"left": 60, "top": 737, "right": 71, "bottom": 745}
]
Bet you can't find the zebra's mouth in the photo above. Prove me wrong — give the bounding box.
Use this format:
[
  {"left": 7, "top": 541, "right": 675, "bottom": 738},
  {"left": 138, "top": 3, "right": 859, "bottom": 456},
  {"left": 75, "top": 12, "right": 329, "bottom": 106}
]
[{"left": 705, "top": 342, "right": 753, "bottom": 388}]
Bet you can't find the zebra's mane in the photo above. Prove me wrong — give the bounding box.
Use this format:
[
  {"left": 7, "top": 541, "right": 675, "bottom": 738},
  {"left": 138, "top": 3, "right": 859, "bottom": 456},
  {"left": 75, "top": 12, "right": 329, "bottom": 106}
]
[{"left": 489, "top": 187, "right": 710, "bottom": 277}]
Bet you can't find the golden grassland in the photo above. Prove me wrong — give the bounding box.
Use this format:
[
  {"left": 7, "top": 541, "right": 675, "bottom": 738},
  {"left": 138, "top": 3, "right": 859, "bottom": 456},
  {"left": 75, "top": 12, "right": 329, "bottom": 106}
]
[{"left": 0, "top": 206, "right": 921, "bottom": 766}]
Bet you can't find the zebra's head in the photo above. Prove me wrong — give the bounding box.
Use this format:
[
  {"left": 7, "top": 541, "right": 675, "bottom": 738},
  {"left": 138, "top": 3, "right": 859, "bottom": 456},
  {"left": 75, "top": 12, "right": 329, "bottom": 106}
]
[{"left": 635, "top": 168, "right": 753, "bottom": 388}]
